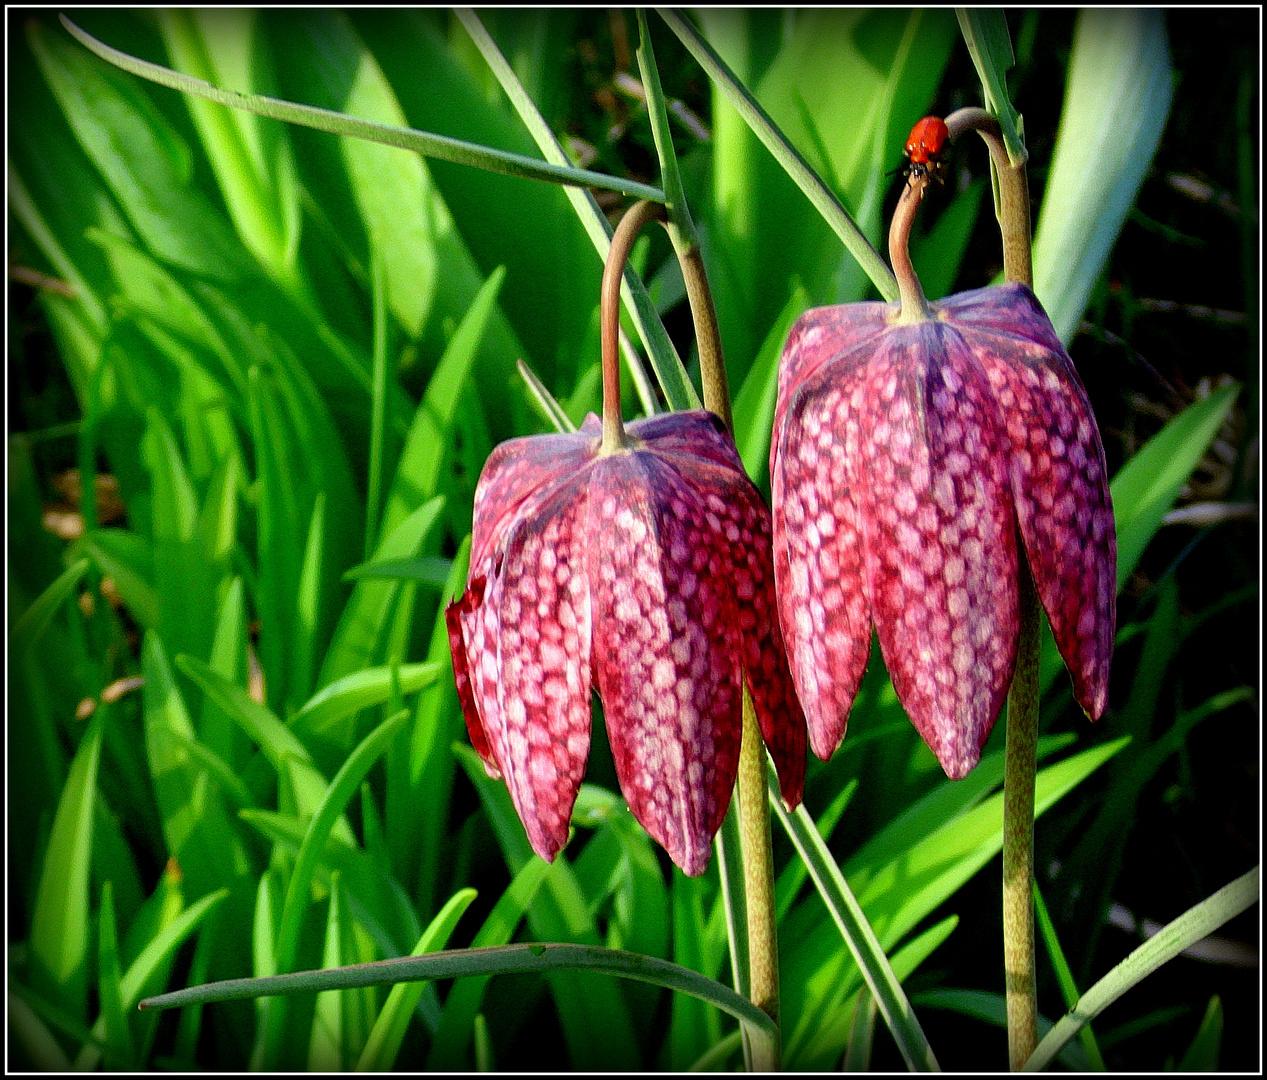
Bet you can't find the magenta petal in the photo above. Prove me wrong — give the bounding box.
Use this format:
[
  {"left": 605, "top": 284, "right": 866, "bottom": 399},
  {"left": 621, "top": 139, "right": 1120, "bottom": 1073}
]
[
  {"left": 857, "top": 325, "right": 1020, "bottom": 779},
  {"left": 446, "top": 578, "right": 499, "bottom": 776},
  {"left": 642, "top": 411, "right": 806, "bottom": 806},
  {"left": 587, "top": 452, "right": 743, "bottom": 877},
  {"left": 771, "top": 319, "right": 876, "bottom": 762},
  {"left": 469, "top": 419, "right": 599, "bottom": 570},
  {"left": 475, "top": 477, "right": 594, "bottom": 864},
  {"left": 772, "top": 302, "right": 892, "bottom": 446},
  {"left": 947, "top": 285, "right": 1117, "bottom": 718}
]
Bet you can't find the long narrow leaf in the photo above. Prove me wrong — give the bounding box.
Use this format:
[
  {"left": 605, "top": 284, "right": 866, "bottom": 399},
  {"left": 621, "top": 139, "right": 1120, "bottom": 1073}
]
[
  {"left": 1024, "top": 867, "right": 1259, "bottom": 1071},
  {"left": 11, "top": 558, "right": 90, "bottom": 655},
  {"left": 96, "top": 883, "right": 134, "bottom": 1068},
  {"left": 138, "top": 943, "right": 780, "bottom": 1045},
  {"left": 428, "top": 860, "right": 550, "bottom": 1069},
  {"left": 768, "top": 764, "right": 939, "bottom": 1072},
  {"left": 59, "top": 16, "right": 665, "bottom": 203},
  {"left": 1031, "top": 8, "right": 1173, "bottom": 342},
  {"left": 658, "top": 8, "right": 897, "bottom": 301},
  {"left": 1110, "top": 383, "right": 1239, "bottom": 590},
  {"left": 453, "top": 8, "right": 692, "bottom": 414},
  {"left": 292, "top": 663, "right": 440, "bottom": 738},
  {"left": 356, "top": 888, "right": 479, "bottom": 1071},
  {"left": 30, "top": 715, "right": 102, "bottom": 1019},
  {"left": 273, "top": 710, "right": 411, "bottom": 978},
  {"left": 74, "top": 888, "right": 229, "bottom": 1071},
  {"left": 1033, "top": 882, "right": 1106, "bottom": 1070},
  {"left": 258, "top": 709, "right": 409, "bottom": 1068}
]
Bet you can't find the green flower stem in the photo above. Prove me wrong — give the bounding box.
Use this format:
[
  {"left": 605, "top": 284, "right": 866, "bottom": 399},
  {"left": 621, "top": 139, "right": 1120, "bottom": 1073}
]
[
  {"left": 635, "top": 9, "right": 731, "bottom": 433},
  {"left": 1003, "top": 566, "right": 1041, "bottom": 1069},
  {"left": 946, "top": 104, "right": 1040, "bottom": 1071},
  {"left": 675, "top": 239, "right": 731, "bottom": 430},
  {"left": 636, "top": 23, "right": 778, "bottom": 1052},
  {"left": 736, "top": 689, "right": 781, "bottom": 1070},
  {"left": 945, "top": 107, "right": 1033, "bottom": 289},
  {"left": 621, "top": 19, "right": 779, "bottom": 1048}
]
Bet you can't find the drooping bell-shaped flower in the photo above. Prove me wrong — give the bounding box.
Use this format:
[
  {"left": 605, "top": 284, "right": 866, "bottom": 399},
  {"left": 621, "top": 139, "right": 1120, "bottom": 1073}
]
[
  {"left": 770, "top": 279, "right": 1116, "bottom": 779},
  {"left": 447, "top": 410, "right": 806, "bottom": 875}
]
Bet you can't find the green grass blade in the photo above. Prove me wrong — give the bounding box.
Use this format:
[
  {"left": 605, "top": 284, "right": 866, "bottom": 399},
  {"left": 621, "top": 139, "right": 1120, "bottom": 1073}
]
[
  {"left": 200, "top": 576, "right": 249, "bottom": 766},
  {"left": 258, "top": 709, "right": 409, "bottom": 1067},
  {"left": 400, "top": 539, "right": 470, "bottom": 916},
  {"left": 274, "top": 709, "right": 411, "bottom": 976},
  {"left": 308, "top": 873, "right": 350, "bottom": 1071},
  {"left": 293, "top": 493, "right": 326, "bottom": 708},
  {"left": 517, "top": 358, "right": 577, "bottom": 433},
  {"left": 140, "top": 942, "right": 780, "bottom": 1051},
  {"left": 1033, "top": 882, "right": 1106, "bottom": 1069},
  {"left": 667, "top": 868, "right": 724, "bottom": 1070},
  {"left": 143, "top": 633, "right": 250, "bottom": 892},
  {"left": 1031, "top": 9, "right": 1172, "bottom": 343},
  {"left": 292, "top": 663, "right": 441, "bottom": 737},
  {"left": 658, "top": 8, "right": 897, "bottom": 302},
  {"left": 1110, "top": 383, "right": 1239, "bottom": 590},
  {"left": 954, "top": 9, "right": 1024, "bottom": 162},
  {"left": 29, "top": 714, "right": 102, "bottom": 1018},
  {"left": 75, "top": 529, "right": 159, "bottom": 630},
  {"left": 453, "top": 8, "right": 693, "bottom": 413},
  {"left": 342, "top": 557, "right": 453, "bottom": 586},
  {"left": 454, "top": 743, "right": 641, "bottom": 1068},
  {"left": 768, "top": 763, "right": 939, "bottom": 1072},
  {"left": 10, "top": 557, "right": 90, "bottom": 655},
  {"left": 75, "top": 886, "right": 230, "bottom": 1071},
  {"left": 30, "top": 17, "right": 247, "bottom": 280},
  {"left": 355, "top": 887, "right": 479, "bottom": 1071},
  {"left": 1024, "top": 867, "right": 1259, "bottom": 1072},
  {"left": 8, "top": 990, "right": 75, "bottom": 1072},
  {"left": 1176, "top": 996, "right": 1223, "bottom": 1072},
  {"left": 59, "top": 15, "right": 665, "bottom": 203},
  {"left": 96, "top": 882, "right": 136, "bottom": 1068},
  {"left": 156, "top": 9, "right": 302, "bottom": 286},
  {"left": 731, "top": 284, "right": 810, "bottom": 485},
  {"left": 176, "top": 654, "right": 312, "bottom": 770},
  {"left": 774, "top": 778, "right": 857, "bottom": 922},
  {"left": 319, "top": 497, "right": 445, "bottom": 687},
  {"left": 242, "top": 811, "right": 421, "bottom": 959},
  {"left": 380, "top": 269, "right": 504, "bottom": 540},
  {"left": 428, "top": 859, "right": 550, "bottom": 1069},
  {"left": 851, "top": 738, "right": 1128, "bottom": 947}
]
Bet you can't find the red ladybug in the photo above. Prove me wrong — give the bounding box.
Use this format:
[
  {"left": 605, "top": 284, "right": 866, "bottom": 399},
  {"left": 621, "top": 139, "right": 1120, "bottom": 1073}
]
[{"left": 902, "top": 115, "right": 949, "bottom": 183}]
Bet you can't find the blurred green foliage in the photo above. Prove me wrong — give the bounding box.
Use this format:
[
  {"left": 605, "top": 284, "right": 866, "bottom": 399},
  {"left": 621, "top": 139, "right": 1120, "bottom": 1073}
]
[{"left": 8, "top": 9, "right": 1256, "bottom": 1071}]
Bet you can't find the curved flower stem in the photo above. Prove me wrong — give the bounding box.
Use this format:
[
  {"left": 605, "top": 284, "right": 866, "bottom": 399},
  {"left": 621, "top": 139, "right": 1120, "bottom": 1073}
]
[
  {"left": 600, "top": 200, "right": 666, "bottom": 453},
  {"left": 888, "top": 173, "right": 933, "bottom": 324},
  {"left": 946, "top": 104, "right": 1040, "bottom": 1071},
  {"left": 945, "top": 107, "right": 1033, "bottom": 289}
]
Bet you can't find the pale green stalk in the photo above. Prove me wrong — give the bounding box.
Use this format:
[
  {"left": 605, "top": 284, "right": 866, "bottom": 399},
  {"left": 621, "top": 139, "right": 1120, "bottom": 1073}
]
[{"left": 945, "top": 104, "right": 1038, "bottom": 1071}]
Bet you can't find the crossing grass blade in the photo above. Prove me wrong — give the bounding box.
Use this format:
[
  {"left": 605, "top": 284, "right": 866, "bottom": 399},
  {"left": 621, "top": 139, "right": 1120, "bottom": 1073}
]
[{"left": 59, "top": 15, "right": 666, "bottom": 203}]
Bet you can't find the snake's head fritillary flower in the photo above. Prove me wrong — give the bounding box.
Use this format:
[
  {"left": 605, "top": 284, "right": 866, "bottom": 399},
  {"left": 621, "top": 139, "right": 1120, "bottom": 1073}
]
[
  {"left": 447, "top": 411, "right": 806, "bottom": 876},
  {"left": 770, "top": 282, "right": 1116, "bottom": 779}
]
